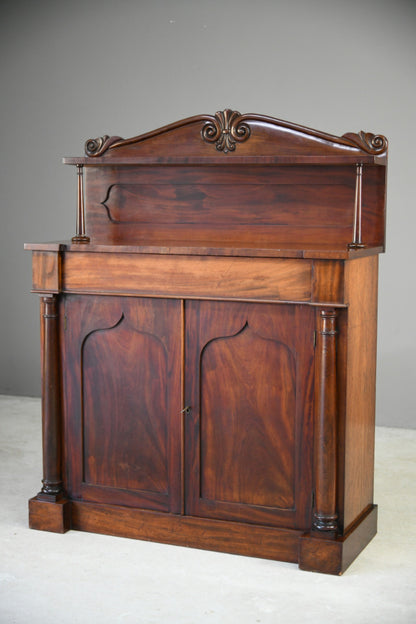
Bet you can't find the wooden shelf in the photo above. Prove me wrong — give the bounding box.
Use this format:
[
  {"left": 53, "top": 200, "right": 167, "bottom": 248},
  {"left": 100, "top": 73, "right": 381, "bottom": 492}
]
[{"left": 25, "top": 240, "right": 384, "bottom": 260}]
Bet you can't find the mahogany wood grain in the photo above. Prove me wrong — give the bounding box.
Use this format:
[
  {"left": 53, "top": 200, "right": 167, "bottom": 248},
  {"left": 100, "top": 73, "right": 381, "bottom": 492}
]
[
  {"left": 311, "top": 260, "right": 344, "bottom": 304},
  {"left": 80, "top": 163, "right": 385, "bottom": 250},
  {"left": 62, "top": 296, "right": 182, "bottom": 513},
  {"left": 29, "top": 497, "right": 71, "bottom": 533},
  {"left": 65, "top": 155, "right": 383, "bottom": 166},
  {"left": 62, "top": 253, "right": 312, "bottom": 303},
  {"left": 313, "top": 309, "right": 338, "bottom": 531},
  {"left": 31, "top": 251, "right": 61, "bottom": 293},
  {"left": 83, "top": 165, "right": 357, "bottom": 248},
  {"left": 185, "top": 300, "right": 315, "bottom": 529},
  {"left": 85, "top": 163, "right": 359, "bottom": 186},
  {"left": 99, "top": 182, "right": 354, "bottom": 227},
  {"left": 300, "top": 504, "right": 377, "bottom": 574},
  {"left": 341, "top": 256, "right": 379, "bottom": 531},
  {"left": 65, "top": 111, "right": 387, "bottom": 164},
  {"left": 27, "top": 110, "right": 387, "bottom": 574},
  {"left": 25, "top": 240, "right": 384, "bottom": 261},
  {"left": 37, "top": 295, "right": 64, "bottom": 501},
  {"left": 71, "top": 500, "right": 301, "bottom": 563},
  {"left": 361, "top": 165, "right": 386, "bottom": 248},
  {"left": 66, "top": 500, "right": 375, "bottom": 571}
]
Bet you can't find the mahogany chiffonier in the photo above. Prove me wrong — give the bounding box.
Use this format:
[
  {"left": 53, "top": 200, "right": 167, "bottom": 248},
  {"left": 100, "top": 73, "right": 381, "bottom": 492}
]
[{"left": 25, "top": 110, "right": 387, "bottom": 574}]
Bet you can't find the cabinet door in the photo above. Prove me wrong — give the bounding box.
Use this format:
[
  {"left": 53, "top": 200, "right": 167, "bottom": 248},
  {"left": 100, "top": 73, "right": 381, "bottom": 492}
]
[
  {"left": 185, "top": 300, "right": 315, "bottom": 529},
  {"left": 62, "top": 295, "right": 182, "bottom": 513}
]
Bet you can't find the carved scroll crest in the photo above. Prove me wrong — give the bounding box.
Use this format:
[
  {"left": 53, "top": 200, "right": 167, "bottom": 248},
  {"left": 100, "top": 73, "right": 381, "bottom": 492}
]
[
  {"left": 80, "top": 113, "right": 387, "bottom": 159},
  {"left": 342, "top": 131, "right": 388, "bottom": 155},
  {"left": 201, "top": 109, "right": 251, "bottom": 153},
  {"left": 85, "top": 135, "right": 123, "bottom": 157}
]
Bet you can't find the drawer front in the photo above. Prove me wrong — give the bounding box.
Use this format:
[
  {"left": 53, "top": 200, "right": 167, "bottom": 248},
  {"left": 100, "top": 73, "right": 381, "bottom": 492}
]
[{"left": 63, "top": 252, "right": 312, "bottom": 303}]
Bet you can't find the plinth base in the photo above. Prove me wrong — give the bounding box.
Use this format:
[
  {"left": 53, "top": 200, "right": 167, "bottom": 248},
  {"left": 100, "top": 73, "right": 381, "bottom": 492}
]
[
  {"left": 28, "top": 497, "right": 377, "bottom": 574},
  {"left": 29, "top": 496, "right": 71, "bottom": 534}
]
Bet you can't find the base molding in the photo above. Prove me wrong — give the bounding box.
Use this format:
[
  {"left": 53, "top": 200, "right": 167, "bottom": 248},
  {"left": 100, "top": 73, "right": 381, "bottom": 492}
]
[
  {"left": 299, "top": 505, "right": 378, "bottom": 574},
  {"left": 28, "top": 497, "right": 377, "bottom": 574},
  {"left": 71, "top": 501, "right": 301, "bottom": 564}
]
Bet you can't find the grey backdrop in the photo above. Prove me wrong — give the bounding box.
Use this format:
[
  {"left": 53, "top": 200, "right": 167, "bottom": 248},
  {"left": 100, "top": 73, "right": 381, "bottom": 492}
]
[{"left": 1, "top": 0, "right": 415, "bottom": 428}]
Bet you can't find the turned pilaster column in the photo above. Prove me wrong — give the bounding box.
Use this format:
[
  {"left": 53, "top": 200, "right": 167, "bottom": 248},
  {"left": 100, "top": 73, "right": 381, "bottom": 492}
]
[
  {"left": 37, "top": 294, "right": 64, "bottom": 501},
  {"left": 313, "top": 308, "right": 338, "bottom": 532},
  {"left": 71, "top": 164, "right": 90, "bottom": 244}
]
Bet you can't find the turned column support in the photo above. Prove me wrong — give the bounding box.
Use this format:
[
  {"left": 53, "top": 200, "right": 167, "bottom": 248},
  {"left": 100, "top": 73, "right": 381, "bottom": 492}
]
[
  {"left": 71, "top": 164, "right": 90, "bottom": 244},
  {"left": 313, "top": 308, "right": 338, "bottom": 532},
  {"left": 37, "top": 294, "right": 64, "bottom": 501},
  {"left": 348, "top": 163, "right": 365, "bottom": 249}
]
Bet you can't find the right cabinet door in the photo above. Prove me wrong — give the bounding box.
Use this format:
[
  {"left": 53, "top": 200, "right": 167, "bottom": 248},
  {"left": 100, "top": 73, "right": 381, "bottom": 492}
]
[{"left": 185, "top": 300, "right": 315, "bottom": 529}]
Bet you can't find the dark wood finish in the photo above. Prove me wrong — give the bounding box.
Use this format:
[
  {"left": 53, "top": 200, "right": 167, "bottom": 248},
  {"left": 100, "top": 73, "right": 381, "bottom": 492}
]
[
  {"left": 311, "top": 261, "right": 344, "bottom": 304},
  {"left": 62, "top": 253, "right": 312, "bottom": 302},
  {"left": 73, "top": 110, "right": 387, "bottom": 163},
  {"left": 62, "top": 296, "right": 182, "bottom": 513},
  {"left": 29, "top": 497, "right": 71, "bottom": 533},
  {"left": 71, "top": 165, "right": 90, "bottom": 244},
  {"left": 25, "top": 240, "right": 384, "bottom": 261},
  {"left": 31, "top": 251, "right": 61, "bottom": 293},
  {"left": 78, "top": 164, "right": 385, "bottom": 250},
  {"left": 71, "top": 500, "right": 301, "bottom": 563},
  {"left": 29, "top": 295, "right": 69, "bottom": 530},
  {"left": 341, "top": 256, "right": 379, "bottom": 530},
  {"left": 300, "top": 504, "right": 377, "bottom": 574},
  {"left": 70, "top": 500, "right": 377, "bottom": 573},
  {"left": 313, "top": 309, "right": 338, "bottom": 531},
  {"left": 38, "top": 295, "right": 64, "bottom": 500},
  {"left": 185, "top": 300, "right": 314, "bottom": 529},
  {"left": 26, "top": 110, "right": 387, "bottom": 574}
]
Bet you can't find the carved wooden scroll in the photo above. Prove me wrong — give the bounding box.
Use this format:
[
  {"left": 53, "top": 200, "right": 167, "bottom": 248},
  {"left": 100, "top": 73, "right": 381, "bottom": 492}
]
[
  {"left": 80, "top": 111, "right": 388, "bottom": 159},
  {"left": 85, "top": 135, "right": 123, "bottom": 157},
  {"left": 342, "top": 131, "right": 388, "bottom": 155}
]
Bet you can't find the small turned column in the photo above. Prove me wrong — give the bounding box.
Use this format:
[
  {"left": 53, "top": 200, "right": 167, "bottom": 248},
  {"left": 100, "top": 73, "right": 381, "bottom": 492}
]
[
  {"left": 72, "top": 164, "right": 90, "bottom": 244},
  {"left": 313, "top": 308, "right": 338, "bottom": 532},
  {"left": 348, "top": 163, "right": 365, "bottom": 249},
  {"left": 37, "top": 295, "right": 64, "bottom": 501}
]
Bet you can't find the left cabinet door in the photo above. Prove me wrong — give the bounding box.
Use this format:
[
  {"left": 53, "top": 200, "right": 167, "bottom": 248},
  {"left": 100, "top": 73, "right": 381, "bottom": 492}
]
[{"left": 62, "top": 295, "right": 182, "bottom": 513}]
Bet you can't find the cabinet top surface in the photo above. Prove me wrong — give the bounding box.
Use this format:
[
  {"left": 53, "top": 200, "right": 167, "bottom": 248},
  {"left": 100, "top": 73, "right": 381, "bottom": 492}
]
[{"left": 24, "top": 241, "right": 385, "bottom": 260}]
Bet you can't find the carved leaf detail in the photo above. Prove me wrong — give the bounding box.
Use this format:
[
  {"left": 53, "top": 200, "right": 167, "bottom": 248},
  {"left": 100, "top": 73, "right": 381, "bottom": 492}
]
[{"left": 201, "top": 109, "right": 251, "bottom": 153}]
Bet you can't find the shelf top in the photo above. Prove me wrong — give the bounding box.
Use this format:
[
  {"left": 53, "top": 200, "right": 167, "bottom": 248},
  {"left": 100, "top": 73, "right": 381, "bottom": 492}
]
[{"left": 24, "top": 240, "right": 384, "bottom": 260}]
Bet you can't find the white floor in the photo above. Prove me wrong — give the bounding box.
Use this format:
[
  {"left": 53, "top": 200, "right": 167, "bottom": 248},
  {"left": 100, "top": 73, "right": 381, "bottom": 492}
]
[{"left": 0, "top": 395, "right": 415, "bottom": 624}]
